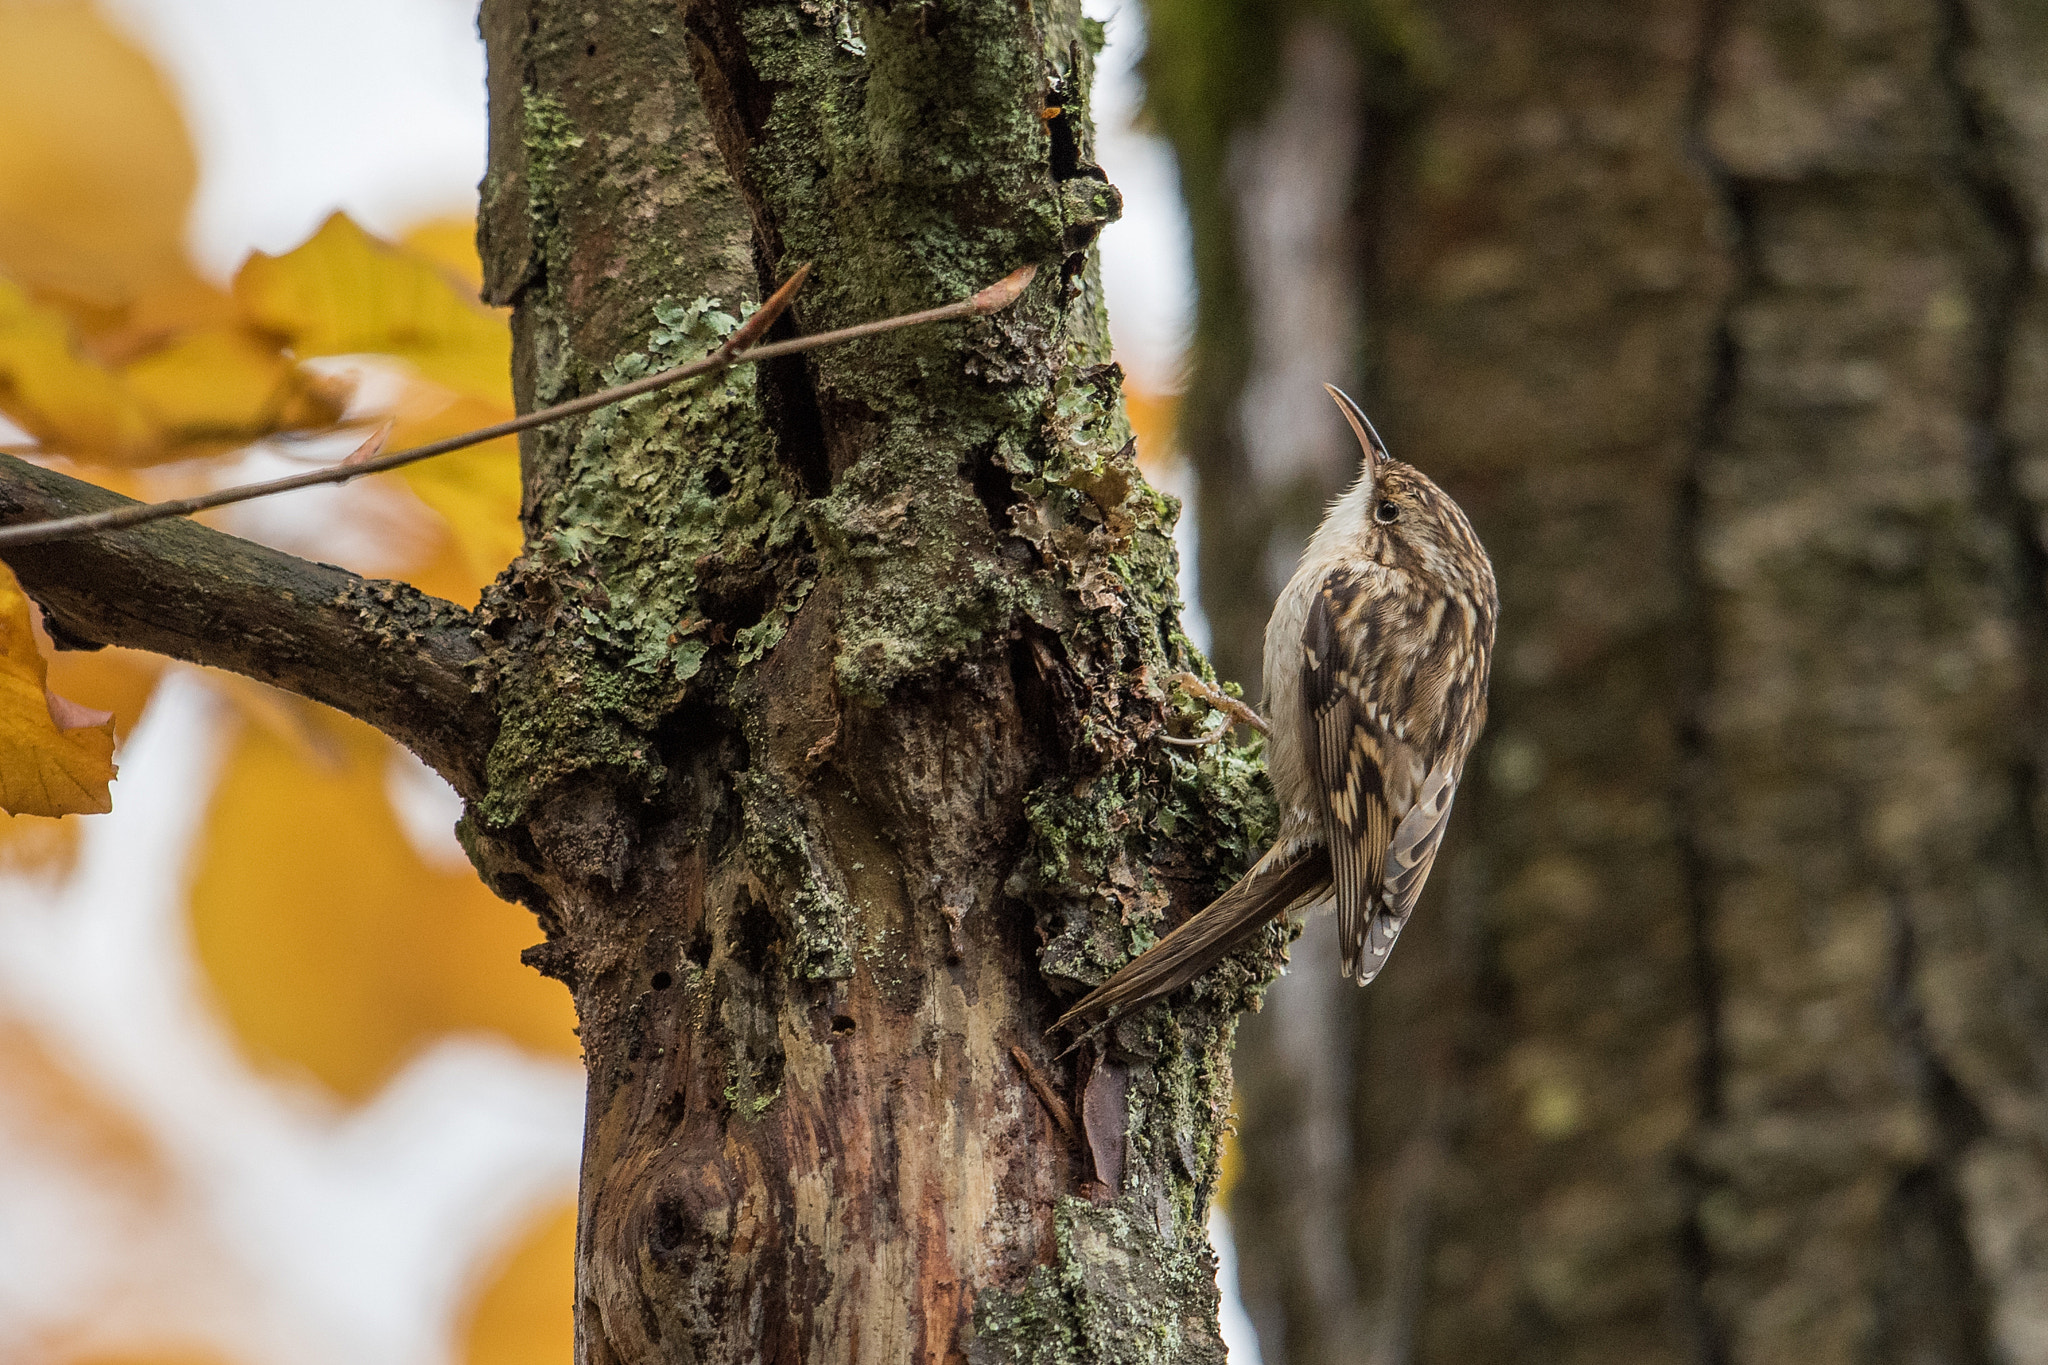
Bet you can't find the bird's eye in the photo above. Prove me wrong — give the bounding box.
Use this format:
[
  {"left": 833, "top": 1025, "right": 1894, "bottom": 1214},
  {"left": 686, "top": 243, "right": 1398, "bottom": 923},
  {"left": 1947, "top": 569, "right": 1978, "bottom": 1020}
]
[{"left": 1375, "top": 499, "right": 1400, "bottom": 525}]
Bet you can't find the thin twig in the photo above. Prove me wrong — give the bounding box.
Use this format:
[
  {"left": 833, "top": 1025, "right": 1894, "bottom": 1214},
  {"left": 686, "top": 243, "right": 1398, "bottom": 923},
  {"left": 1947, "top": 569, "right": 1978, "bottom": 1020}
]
[
  {"left": 0, "top": 263, "right": 1036, "bottom": 549},
  {"left": 1009, "top": 1045, "right": 1078, "bottom": 1147},
  {"left": 709, "top": 261, "right": 811, "bottom": 361}
]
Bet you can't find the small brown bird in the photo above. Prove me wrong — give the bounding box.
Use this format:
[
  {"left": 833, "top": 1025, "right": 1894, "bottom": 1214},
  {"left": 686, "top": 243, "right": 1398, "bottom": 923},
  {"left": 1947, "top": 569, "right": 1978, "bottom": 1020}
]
[{"left": 1057, "top": 385, "right": 1497, "bottom": 1030}]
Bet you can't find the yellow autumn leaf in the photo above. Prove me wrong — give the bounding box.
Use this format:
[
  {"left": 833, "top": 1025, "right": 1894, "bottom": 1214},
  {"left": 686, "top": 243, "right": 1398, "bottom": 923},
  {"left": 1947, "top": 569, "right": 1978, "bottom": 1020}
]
[
  {"left": 120, "top": 328, "right": 285, "bottom": 434},
  {"left": 402, "top": 217, "right": 487, "bottom": 299},
  {"left": 0, "top": 278, "right": 345, "bottom": 466},
  {"left": 0, "top": 562, "right": 116, "bottom": 817},
  {"left": 189, "top": 700, "right": 575, "bottom": 1102},
  {"left": 120, "top": 326, "right": 345, "bottom": 451},
  {"left": 0, "top": 1, "right": 203, "bottom": 322},
  {"left": 236, "top": 213, "right": 511, "bottom": 401},
  {"left": 2, "top": 641, "right": 163, "bottom": 871},
  {"left": 387, "top": 388, "right": 524, "bottom": 600},
  {"left": 0, "top": 3, "right": 354, "bottom": 467},
  {"left": 0, "top": 275, "right": 158, "bottom": 461},
  {"left": 461, "top": 1201, "right": 576, "bottom": 1365}
]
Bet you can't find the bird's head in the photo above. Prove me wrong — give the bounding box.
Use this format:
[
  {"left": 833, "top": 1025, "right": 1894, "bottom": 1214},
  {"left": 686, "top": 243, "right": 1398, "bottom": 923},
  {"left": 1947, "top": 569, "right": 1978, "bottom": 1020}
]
[{"left": 1324, "top": 384, "right": 1493, "bottom": 599}]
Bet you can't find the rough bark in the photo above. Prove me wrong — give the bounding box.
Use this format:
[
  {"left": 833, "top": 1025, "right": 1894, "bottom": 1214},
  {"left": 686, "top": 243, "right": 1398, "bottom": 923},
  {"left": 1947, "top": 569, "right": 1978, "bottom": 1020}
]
[
  {"left": 1150, "top": 0, "right": 2048, "bottom": 1361},
  {"left": 458, "top": 1, "right": 1266, "bottom": 1362}
]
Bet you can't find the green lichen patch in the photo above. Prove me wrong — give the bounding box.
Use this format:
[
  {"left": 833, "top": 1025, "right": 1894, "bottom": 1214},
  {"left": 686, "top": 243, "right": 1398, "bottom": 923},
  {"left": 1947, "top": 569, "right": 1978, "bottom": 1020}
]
[
  {"left": 521, "top": 87, "right": 580, "bottom": 246},
  {"left": 738, "top": 771, "right": 857, "bottom": 982},
  {"left": 814, "top": 424, "right": 1055, "bottom": 703},
  {"left": 1025, "top": 770, "right": 1139, "bottom": 887},
  {"left": 969, "top": 1198, "right": 1227, "bottom": 1365},
  {"left": 478, "top": 293, "right": 813, "bottom": 824},
  {"left": 1023, "top": 735, "right": 1276, "bottom": 990}
]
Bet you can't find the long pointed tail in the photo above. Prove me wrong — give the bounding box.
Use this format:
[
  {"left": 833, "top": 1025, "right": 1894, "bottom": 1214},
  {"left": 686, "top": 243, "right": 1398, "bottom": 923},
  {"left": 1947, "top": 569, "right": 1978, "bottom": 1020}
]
[{"left": 1054, "top": 845, "right": 1331, "bottom": 1033}]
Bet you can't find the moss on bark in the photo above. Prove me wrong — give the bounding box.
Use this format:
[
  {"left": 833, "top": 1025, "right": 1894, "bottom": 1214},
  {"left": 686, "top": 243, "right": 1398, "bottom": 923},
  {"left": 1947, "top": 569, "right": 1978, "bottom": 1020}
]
[{"left": 464, "top": 0, "right": 1275, "bottom": 1359}]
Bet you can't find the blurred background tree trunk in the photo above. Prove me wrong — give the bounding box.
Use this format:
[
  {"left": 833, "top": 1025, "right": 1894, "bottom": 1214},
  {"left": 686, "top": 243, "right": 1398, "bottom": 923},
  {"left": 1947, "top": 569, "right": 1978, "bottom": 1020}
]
[{"left": 1151, "top": 0, "right": 2048, "bottom": 1361}]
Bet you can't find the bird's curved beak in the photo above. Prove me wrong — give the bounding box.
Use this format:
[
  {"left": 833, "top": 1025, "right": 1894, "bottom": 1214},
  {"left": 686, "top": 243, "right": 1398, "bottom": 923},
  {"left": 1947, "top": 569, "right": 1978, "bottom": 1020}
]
[{"left": 1324, "top": 384, "right": 1391, "bottom": 466}]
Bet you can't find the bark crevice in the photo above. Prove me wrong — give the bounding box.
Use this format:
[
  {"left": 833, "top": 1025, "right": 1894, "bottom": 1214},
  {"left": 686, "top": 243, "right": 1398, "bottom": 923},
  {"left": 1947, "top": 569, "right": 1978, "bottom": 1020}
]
[{"left": 1673, "top": 5, "right": 1743, "bottom": 1358}]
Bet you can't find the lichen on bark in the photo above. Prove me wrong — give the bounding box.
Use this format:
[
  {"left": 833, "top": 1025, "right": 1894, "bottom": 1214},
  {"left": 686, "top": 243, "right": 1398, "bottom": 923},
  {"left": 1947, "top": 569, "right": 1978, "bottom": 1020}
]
[
  {"left": 459, "top": 0, "right": 1277, "bottom": 1359},
  {"left": 972, "top": 1198, "right": 1231, "bottom": 1365}
]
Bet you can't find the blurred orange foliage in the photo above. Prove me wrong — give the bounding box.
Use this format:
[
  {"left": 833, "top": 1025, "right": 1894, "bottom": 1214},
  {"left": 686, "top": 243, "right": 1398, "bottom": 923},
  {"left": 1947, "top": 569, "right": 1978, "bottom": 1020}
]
[
  {"left": 0, "top": 4, "right": 525, "bottom": 825},
  {"left": 189, "top": 703, "right": 577, "bottom": 1100},
  {"left": 0, "top": 5, "right": 576, "bottom": 1361},
  {"left": 0, "top": 562, "right": 114, "bottom": 817},
  {"left": 461, "top": 1203, "right": 577, "bottom": 1365},
  {"left": 1122, "top": 380, "right": 1181, "bottom": 472}
]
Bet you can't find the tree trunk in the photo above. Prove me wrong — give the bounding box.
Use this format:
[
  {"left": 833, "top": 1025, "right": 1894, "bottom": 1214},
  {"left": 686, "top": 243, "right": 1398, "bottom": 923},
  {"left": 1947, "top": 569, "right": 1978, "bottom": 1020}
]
[
  {"left": 1151, "top": 0, "right": 2048, "bottom": 1362},
  {"left": 1, "top": 0, "right": 1277, "bottom": 1359},
  {"left": 464, "top": 1, "right": 1267, "bottom": 1362}
]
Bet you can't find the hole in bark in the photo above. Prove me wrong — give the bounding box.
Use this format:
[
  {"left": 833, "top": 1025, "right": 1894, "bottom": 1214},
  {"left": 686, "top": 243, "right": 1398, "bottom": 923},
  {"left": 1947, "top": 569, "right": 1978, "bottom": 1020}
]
[
  {"left": 585, "top": 42, "right": 597, "bottom": 55},
  {"left": 831, "top": 1014, "right": 857, "bottom": 1034},
  {"left": 1048, "top": 108, "right": 1081, "bottom": 181},
  {"left": 1060, "top": 250, "right": 1090, "bottom": 291},
  {"left": 753, "top": 296, "right": 832, "bottom": 496},
  {"left": 702, "top": 465, "right": 732, "bottom": 498},
  {"left": 1009, "top": 628, "right": 1082, "bottom": 762},
  {"left": 651, "top": 970, "right": 673, "bottom": 991},
  {"left": 729, "top": 887, "right": 778, "bottom": 976},
  {"left": 684, "top": 923, "right": 712, "bottom": 969},
  {"left": 650, "top": 1201, "right": 690, "bottom": 1255},
  {"left": 694, "top": 552, "right": 773, "bottom": 631},
  {"left": 964, "top": 449, "right": 1016, "bottom": 534}
]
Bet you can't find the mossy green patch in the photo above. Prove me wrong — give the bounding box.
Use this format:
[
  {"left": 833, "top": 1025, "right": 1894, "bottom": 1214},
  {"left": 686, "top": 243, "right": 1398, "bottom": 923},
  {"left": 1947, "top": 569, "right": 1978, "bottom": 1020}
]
[
  {"left": 480, "top": 293, "right": 806, "bottom": 824},
  {"left": 521, "top": 87, "right": 580, "bottom": 244},
  {"left": 970, "top": 1198, "right": 1227, "bottom": 1365},
  {"left": 738, "top": 771, "right": 857, "bottom": 982}
]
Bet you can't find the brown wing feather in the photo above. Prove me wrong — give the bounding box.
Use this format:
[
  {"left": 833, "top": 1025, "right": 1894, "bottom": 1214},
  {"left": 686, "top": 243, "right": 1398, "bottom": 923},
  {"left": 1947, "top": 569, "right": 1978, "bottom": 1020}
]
[
  {"left": 1304, "top": 574, "right": 1393, "bottom": 981},
  {"left": 1382, "top": 764, "right": 1456, "bottom": 927},
  {"left": 1359, "top": 764, "right": 1456, "bottom": 982}
]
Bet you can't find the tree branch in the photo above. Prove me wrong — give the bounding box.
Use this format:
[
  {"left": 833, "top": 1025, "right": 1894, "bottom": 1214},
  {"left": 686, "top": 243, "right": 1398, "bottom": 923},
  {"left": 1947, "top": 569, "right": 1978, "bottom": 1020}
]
[{"left": 0, "top": 454, "right": 492, "bottom": 797}]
